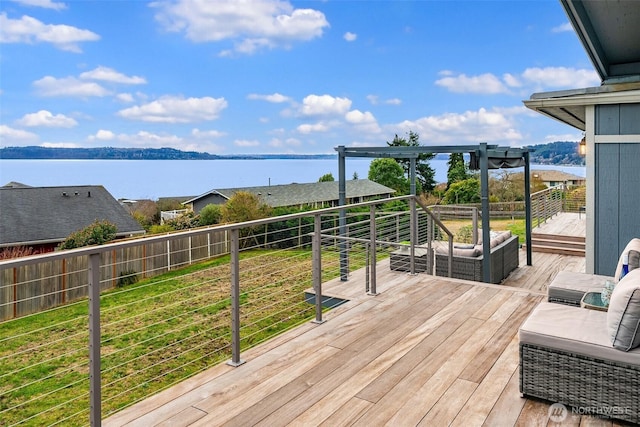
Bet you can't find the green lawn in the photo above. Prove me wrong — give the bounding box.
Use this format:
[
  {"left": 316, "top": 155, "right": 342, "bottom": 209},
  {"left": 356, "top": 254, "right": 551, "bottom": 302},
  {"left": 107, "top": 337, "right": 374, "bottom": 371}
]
[{"left": 1, "top": 249, "right": 362, "bottom": 426}]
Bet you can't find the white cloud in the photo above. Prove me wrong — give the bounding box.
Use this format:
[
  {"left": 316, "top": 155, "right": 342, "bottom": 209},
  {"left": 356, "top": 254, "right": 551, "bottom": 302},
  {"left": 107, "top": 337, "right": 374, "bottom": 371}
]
[
  {"left": 344, "top": 31, "right": 357, "bottom": 42},
  {"left": 152, "top": 0, "right": 329, "bottom": 55},
  {"left": 88, "top": 129, "right": 115, "bottom": 141},
  {"left": 80, "top": 66, "right": 147, "bottom": 85},
  {"left": 191, "top": 128, "right": 226, "bottom": 139},
  {"left": 436, "top": 66, "right": 600, "bottom": 95},
  {"left": 543, "top": 133, "right": 581, "bottom": 143},
  {"left": 269, "top": 137, "right": 301, "bottom": 148},
  {"left": 552, "top": 22, "right": 573, "bottom": 33},
  {"left": 503, "top": 73, "right": 521, "bottom": 88},
  {"left": 234, "top": 139, "right": 260, "bottom": 147},
  {"left": 300, "top": 94, "right": 351, "bottom": 116},
  {"left": 85, "top": 129, "right": 223, "bottom": 152},
  {"left": 393, "top": 107, "right": 523, "bottom": 144},
  {"left": 435, "top": 72, "right": 509, "bottom": 94},
  {"left": 10, "top": 0, "right": 67, "bottom": 10},
  {"left": 345, "top": 109, "right": 381, "bottom": 134},
  {"left": 297, "top": 122, "right": 330, "bottom": 134},
  {"left": 247, "top": 92, "right": 292, "bottom": 103},
  {"left": 367, "top": 95, "right": 402, "bottom": 106},
  {"left": 17, "top": 110, "right": 77, "bottom": 127},
  {"left": 41, "top": 142, "right": 80, "bottom": 148},
  {"left": 117, "top": 96, "right": 228, "bottom": 123},
  {"left": 0, "top": 124, "right": 39, "bottom": 144},
  {"left": 0, "top": 12, "right": 99, "bottom": 52},
  {"left": 116, "top": 93, "right": 135, "bottom": 103},
  {"left": 522, "top": 66, "right": 600, "bottom": 88},
  {"left": 33, "top": 76, "right": 110, "bottom": 97}
]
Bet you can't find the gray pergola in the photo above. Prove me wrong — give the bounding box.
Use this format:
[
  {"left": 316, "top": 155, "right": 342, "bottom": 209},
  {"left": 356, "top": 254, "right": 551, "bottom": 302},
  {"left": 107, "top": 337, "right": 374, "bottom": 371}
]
[{"left": 335, "top": 143, "right": 533, "bottom": 283}]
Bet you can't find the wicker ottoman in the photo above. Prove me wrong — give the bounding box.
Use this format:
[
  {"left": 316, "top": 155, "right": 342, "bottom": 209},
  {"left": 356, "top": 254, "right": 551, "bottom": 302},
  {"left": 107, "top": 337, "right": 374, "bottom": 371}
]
[{"left": 547, "top": 270, "right": 613, "bottom": 306}]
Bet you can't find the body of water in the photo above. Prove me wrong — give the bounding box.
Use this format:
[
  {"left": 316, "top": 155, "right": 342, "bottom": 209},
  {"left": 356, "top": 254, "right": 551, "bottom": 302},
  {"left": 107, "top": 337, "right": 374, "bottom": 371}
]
[{"left": 0, "top": 158, "right": 586, "bottom": 200}]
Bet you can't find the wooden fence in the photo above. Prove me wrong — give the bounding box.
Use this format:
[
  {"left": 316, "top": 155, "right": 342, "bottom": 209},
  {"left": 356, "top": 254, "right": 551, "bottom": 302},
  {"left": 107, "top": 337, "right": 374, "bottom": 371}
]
[{"left": 0, "top": 230, "right": 229, "bottom": 321}]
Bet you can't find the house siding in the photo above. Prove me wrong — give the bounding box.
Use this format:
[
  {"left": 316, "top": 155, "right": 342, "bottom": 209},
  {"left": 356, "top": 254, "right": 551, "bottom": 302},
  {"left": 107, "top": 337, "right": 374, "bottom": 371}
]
[{"left": 594, "top": 103, "right": 640, "bottom": 275}]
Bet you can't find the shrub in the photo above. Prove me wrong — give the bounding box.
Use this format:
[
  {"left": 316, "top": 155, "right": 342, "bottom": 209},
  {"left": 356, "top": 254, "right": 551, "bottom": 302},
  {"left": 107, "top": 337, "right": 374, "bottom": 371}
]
[
  {"left": 117, "top": 270, "right": 139, "bottom": 288},
  {"left": 200, "top": 204, "right": 222, "bottom": 225},
  {"left": 149, "top": 224, "right": 174, "bottom": 234},
  {"left": 58, "top": 220, "right": 117, "bottom": 250}
]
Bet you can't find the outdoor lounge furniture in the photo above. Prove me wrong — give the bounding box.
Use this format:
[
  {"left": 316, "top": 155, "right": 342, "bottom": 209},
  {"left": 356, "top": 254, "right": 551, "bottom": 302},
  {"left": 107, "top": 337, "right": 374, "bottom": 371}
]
[
  {"left": 520, "top": 240, "right": 640, "bottom": 424},
  {"left": 519, "top": 301, "right": 640, "bottom": 424},
  {"left": 547, "top": 238, "right": 640, "bottom": 305},
  {"left": 434, "top": 231, "right": 519, "bottom": 284},
  {"left": 389, "top": 246, "right": 431, "bottom": 273}
]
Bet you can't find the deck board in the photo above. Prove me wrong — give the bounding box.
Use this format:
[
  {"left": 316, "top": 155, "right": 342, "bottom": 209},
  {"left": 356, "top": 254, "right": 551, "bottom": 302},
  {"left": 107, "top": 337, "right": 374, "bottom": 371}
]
[{"left": 105, "top": 213, "right": 635, "bottom": 427}]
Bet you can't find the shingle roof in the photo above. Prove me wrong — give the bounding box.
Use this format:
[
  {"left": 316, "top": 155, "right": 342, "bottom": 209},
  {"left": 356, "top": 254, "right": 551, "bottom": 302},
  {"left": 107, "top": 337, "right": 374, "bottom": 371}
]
[
  {"left": 530, "top": 170, "right": 585, "bottom": 182},
  {"left": 184, "top": 179, "right": 395, "bottom": 208},
  {"left": 0, "top": 185, "right": 145, "bottom": 247}
]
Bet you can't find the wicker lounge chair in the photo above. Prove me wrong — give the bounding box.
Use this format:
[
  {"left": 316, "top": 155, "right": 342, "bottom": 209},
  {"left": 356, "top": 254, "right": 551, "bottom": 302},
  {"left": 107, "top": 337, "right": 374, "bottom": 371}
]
[
  {"left": 434, "top": 232, "right": 519, "bottom": 284},
  {"left": 520, "top": 268, "right": 640, "bottom": 423}
]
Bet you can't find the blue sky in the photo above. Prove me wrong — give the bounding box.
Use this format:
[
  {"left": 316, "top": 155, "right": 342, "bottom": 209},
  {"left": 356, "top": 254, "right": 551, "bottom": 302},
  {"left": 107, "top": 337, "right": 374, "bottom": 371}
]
[{"left": 0, "top": 0, "right": 599, "bottom": 154}]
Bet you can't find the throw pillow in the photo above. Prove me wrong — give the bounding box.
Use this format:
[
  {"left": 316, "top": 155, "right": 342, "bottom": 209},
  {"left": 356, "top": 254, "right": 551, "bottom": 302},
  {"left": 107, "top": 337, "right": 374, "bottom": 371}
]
[
  {"left": 607, "top": 268, "right": 640, "bottom": 351},
  {"left": 601, "top": 280, "right": 615, "bottom": 306},
  {"left": 629, "top": 249, "right": 640, "bottom": 271}
]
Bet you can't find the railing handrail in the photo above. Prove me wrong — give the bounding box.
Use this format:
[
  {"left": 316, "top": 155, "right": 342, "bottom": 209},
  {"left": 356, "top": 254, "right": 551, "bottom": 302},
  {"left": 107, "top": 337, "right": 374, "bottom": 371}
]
[{"left": 0, "top": 195, "right": 415, "bottom": 270}]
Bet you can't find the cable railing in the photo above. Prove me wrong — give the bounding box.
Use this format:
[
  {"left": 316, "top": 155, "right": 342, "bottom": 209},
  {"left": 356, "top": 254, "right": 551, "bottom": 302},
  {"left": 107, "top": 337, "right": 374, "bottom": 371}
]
[{"left": 0, "top": 195, "right": 459, "bottom": 426}]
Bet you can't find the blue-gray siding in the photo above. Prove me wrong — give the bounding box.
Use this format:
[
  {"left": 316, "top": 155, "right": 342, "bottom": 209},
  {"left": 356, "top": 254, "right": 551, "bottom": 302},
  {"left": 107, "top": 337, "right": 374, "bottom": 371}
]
[{"left": 594, "top": 103, "right": 640, "bottom": 275}]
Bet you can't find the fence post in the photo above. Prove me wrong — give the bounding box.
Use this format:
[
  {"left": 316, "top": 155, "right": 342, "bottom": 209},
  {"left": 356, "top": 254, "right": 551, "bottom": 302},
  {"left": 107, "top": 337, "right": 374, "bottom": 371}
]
[
  {"left": 227, "top": 229, "right": 245, "bottom": 367},
  {"left": 369, "top": 205, "right": 377, "bottom": 295},
  {"left": 312, "top": 214, "right": 325, "bottom": 323},
  {"left": 88, "top": 252, "right": 102, "bottom": 427}
]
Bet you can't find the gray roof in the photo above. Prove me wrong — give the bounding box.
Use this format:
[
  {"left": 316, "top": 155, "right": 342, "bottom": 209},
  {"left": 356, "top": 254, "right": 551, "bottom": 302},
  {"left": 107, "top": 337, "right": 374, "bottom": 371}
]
[
  {"left": 0, "top": 185, "right": 145, "bottom": 247},
  {"left": 184, "top": 179, "right": 395, "bottom": 208}
]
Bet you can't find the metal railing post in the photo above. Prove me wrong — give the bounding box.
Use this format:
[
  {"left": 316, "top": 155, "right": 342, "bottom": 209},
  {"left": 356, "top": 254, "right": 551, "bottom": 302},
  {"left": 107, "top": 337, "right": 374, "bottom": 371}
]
[
  {"left": 227, "top": 228, "right": 245, "bottom": 367},
  {"left": 409, "top": 197, "right": 416, "bottom": 275},
  {"left": 312, "top": 214, "right": 325, "bottom": 323},
  {"left": 369, "top": 205, "right": 377, "bottom": 295},
  {"left": 88, "top": 252, "right": 101, "bottom": 427}
]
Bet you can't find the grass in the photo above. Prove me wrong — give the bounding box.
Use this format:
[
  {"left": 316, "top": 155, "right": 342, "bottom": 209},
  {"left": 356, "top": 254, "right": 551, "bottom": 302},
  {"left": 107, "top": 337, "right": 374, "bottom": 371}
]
[
  {"left": 0, "top": 248, "right": 370, "bottom": 426},
  {"left": 440, "top": 217, "right": 527, "bottom": 244}
]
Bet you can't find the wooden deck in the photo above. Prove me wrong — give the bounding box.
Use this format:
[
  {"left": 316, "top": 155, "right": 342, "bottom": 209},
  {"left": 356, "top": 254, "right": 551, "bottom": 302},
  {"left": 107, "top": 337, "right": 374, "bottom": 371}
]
[{"left": 105, "top": 214, "right": 627, "bottom": 427}]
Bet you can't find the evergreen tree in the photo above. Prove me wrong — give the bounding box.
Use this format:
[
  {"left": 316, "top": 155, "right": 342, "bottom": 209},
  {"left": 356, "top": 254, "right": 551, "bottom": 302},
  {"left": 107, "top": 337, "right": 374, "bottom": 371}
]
[
  {"left": 446, "top": 153, "right": 469, "bottom": 188},
  {"left": 387, "top": 131, "right": 436, "bottom": 192}
]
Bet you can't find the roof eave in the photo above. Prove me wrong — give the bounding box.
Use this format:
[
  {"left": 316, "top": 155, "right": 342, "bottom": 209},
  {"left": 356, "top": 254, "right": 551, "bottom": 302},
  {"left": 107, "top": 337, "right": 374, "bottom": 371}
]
[{"left": 524, "top": 86, "right": 640, "bottom": 131}]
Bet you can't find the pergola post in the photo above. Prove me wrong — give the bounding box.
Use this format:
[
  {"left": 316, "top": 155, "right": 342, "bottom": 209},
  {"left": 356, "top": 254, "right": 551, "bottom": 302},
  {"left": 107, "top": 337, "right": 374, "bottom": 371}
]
[
  {"left": 524, "top": 150, "right": 532, "bottom": 266},
  {"left": 479, "top": 143, "right": 491, "bottom": 283}
]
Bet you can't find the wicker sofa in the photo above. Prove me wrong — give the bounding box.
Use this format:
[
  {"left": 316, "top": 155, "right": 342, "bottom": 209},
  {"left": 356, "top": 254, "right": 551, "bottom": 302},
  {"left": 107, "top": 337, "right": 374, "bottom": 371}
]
[
  {"left": 434, "top": 231, "right": 519, "bottom": 284},
  {"left": 519, "top": 240, "right": 640, "bottom": 424}
]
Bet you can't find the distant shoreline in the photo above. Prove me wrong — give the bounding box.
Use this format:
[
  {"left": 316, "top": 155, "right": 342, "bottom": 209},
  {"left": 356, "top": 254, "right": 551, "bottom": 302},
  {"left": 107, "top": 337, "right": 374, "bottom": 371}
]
[
  {"left": 0, "top": 146, "right": 337, "bottom": 161},
  {"left": 0, "top": 143, "right": 585, "bottom": 166}
]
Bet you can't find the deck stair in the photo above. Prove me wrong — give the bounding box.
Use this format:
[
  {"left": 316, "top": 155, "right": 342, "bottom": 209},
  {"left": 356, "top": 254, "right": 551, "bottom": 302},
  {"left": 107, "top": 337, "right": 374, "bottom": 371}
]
[{"left": 530, "top": 233, "right": 585, "bottom": 257}]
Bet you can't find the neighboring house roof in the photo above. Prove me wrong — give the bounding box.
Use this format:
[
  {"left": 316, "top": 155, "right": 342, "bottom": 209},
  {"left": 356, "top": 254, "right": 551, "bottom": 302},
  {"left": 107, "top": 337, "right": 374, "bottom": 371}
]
[
  {"left": 184, "top": 179, "right": 395, "bottom": 208},
  {"left": 530, "top": 170, "right": 585, "bottom": 183},
  {"left": 511, "top": 170, "right": 585, "bottom": 185},
  {"left": 0, "top": 185, "right": 145, "bottom": 248}
]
